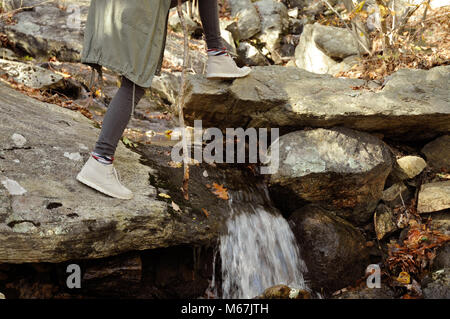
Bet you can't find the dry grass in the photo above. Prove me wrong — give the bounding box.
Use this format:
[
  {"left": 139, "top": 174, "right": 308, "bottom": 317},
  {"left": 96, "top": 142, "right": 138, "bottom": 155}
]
[{"left": 335, "top": 6, "right": 450, "bottom": 80}]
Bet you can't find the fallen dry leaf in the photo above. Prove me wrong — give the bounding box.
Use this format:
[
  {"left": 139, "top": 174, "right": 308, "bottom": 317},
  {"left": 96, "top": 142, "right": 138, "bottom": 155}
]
[
  {"left": 397, "top": 271, "right": 411, "bottom": 284},
  {"left": 386, "top": 222, "right": 450, "bottom": 277},
  {"left": 211, "top": 182, "right": 229, "bottom": 200}
]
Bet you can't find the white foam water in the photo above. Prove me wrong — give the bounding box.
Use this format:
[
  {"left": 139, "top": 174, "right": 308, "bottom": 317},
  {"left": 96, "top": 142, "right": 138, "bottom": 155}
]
[{"left": 210, "top": 195, "right": 309, "bottom": 299}]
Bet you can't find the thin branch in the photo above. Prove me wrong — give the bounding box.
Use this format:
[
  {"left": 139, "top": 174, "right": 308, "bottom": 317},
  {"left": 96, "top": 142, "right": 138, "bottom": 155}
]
[
  {"left": 396, "top": 3, "right": 421, "bottom": 34},
  {"left": 422, "top": 0, "right": 431, "bottom": 22},
  {"left": 391, "top": 0, "right": 396, "bottom": 31},
  {"left": 177, "top": 0, "right": 191, "bottom": 200}
]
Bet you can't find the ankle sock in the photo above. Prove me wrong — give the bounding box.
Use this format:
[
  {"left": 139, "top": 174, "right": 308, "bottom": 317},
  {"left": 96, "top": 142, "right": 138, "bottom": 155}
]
[
  {"left": 91, "top": 151, "right": 114, "bottom": 165},
  {"left": 207, "top": 47, "right": 228, "bottom": 56}
]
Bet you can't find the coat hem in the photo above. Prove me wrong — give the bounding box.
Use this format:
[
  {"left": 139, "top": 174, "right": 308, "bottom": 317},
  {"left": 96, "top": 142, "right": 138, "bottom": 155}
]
[{"left": 81, "top": 57, "right": 155, "bottom": 89}]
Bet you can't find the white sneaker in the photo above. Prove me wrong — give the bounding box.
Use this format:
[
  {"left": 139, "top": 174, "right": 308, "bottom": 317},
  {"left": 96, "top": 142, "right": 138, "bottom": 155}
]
[
  {"left": 206, "top": 54, "right": 251, "bottom": 79},
  {"left": 76, "top": 156, "right": 133, "bottom": 200}
]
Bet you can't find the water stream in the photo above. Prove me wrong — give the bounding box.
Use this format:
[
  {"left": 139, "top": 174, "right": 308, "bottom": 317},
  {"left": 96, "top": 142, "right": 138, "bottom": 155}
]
[{"left": 209, "top": 184, "right": 310, "bottom": 299}]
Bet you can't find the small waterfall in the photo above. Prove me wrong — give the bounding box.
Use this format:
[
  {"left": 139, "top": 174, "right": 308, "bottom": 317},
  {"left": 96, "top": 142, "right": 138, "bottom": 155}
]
[{"left": 209, "top": 184, "right": 310, "bottom": 299}]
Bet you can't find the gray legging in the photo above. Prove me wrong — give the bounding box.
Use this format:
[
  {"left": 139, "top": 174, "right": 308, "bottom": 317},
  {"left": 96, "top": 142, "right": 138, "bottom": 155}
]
[{"left": 94, "top": 0, "right": 221, "bottom": 157}]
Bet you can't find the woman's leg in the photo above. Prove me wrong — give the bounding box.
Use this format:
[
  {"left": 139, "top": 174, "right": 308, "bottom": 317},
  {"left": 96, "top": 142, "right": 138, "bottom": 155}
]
[
  {"left": 93, "top": 76, "right": 145, "bottom": 161},
  {"left": 198, "top": 0, "right": 223, "bottom": 50},
  {"left": 170, "top": 0, "right": 223, "bottom": 49},
  {"left": 77, "top": 76, "right": 144, "bottom": 199},
  {"left": 170, "top": 0, "right": 251, "bottom": 79}
]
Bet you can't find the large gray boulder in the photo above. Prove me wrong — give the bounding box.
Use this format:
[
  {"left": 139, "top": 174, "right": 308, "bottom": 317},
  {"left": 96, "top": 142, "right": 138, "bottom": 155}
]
[
  {"left": 151, "top": 71, "right": 182, "bottom": 105},
  {"left": 268, "top": 127, "right": 393, "bottom": 223},
  {"left": 183, "top": 65, "right": 450, "bottom": 141},
  {"left": 237, "top": 42, "right": 270, "bottom": 66},
  {"left": 417, "top": 181, "right": 450, "bottom": 214},
  {"left": 0, "top": 58, "right": 77, "bottom": 93},
  {"left": 0, "top": 0, "right": 90, "bottom": 62},
  {"left": 0, "top": 82, "right": 231, "bottom": 263},
  {"left": 226, "top": 0, "right": 261, "bottom": 41},
  {"left": 421, "top": 135, "right": 450, "bottom": 171},
  {"left": 254, "top": 0, "right": 290, "bottom": 64},
  {"left": 289, "top": 205, "right": 370, "bottom": 293},
  {"left": 295, "top": 23, "right": 365, "bottom": 75}
]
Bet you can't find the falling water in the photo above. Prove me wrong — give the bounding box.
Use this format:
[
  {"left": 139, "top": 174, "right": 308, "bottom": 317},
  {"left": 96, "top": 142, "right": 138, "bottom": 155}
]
[{"left": 209, "top": 184, "right": 310, "bottom": 299}]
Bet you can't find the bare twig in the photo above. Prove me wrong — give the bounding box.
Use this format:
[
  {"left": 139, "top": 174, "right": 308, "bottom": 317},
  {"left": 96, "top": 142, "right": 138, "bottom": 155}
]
[
  {"left": 376, "top": 0, "right": 392, "bottom": 52},
  {"left": 397, "top": 0, "right": 431, "bottom": 44},
  {"left": 391, "top": 0, "right": 396, "bottom": 35},
  {"left": 177, "top": 0, "right": 191, "bottom": 200},
  {"left": 397, "top": 3, "right": 421, "bottom": 35},
  {"left": 422, "top": 0, "right": 431, "bottom": 22}
]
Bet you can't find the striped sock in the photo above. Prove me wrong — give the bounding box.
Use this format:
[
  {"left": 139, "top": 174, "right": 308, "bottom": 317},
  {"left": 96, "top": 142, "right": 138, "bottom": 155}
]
[
  {"left": 91, "top": 151, "right": 114, "bottom": 165},
  {"left": 207, "top": 47, "right": 228, "bottom": 56}
]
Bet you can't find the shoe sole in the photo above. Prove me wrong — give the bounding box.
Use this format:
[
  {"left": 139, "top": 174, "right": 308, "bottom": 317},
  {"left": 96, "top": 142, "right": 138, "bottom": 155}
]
[
  {"left": 76, "top": 174, "right": 133, "bottom": 200},
  {"left": 206, "top": 70, "right": 252, "bottom": 80}
]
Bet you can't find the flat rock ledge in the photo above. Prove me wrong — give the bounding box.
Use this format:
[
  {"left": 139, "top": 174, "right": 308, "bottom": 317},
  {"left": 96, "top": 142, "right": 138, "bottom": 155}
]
[
  {"left": 0, "top": 83, "right": 219, "bottom": 264},
  {"left": 183, "top": 65, "right": 450, "bottom": 140}
]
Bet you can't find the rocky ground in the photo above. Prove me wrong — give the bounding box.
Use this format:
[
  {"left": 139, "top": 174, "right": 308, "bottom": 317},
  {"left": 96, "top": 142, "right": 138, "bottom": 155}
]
[{"left": 0, "top": 0, "right": 449, "bottom": 299}]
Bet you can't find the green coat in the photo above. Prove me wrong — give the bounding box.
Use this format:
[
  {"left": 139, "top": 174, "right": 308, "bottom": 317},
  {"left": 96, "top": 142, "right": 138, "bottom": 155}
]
[{"left": 81, "top": 0, "right": 173, "bottom": 88}]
